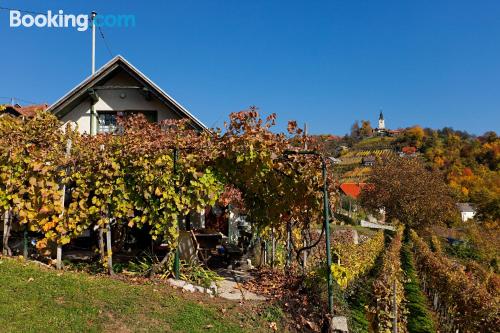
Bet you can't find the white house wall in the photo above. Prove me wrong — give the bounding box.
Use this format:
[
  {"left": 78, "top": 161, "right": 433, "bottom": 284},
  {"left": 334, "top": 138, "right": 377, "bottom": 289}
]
[
  {"left": 60, "top": 70, "right": 182, "bottom": 134},
  {"left": 461, "top": 211, "right": 475, "bottom": 222},
  {"left": 60, "top": 100, "right": 92, "bottom": 133}
]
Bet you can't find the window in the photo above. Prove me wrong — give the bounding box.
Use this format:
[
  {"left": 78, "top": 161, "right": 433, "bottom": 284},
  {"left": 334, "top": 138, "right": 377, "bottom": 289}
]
[
  {"left": 97, "top": 110, "right": 158, "bottom": 133},
  {"left": 97, "top": 112, "right": 118, "bottom": 133}
]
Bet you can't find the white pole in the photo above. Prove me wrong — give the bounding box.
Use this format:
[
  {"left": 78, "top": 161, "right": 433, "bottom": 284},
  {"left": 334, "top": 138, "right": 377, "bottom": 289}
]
[
  {"left": 3, "top": 210, "right": 11, "bottom": 256},
  {"left": 56, "top": 246, "right": 63, "bottom": 270},
  {"left": 106, "top": 223, "right": 113, "bottom": 275},
  {"left": 90, "top": 11, "right": 97, "bottom": 136},
  {"left": 56, "top": 139, "right": 72, "bottom": 270},
  {"left": 91, "top": 11, "right": 97, "bottom": 75}
]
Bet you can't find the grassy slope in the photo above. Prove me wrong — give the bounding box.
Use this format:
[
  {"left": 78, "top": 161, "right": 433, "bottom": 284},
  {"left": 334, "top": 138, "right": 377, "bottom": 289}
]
[
  {"left": 400, "top": 242, "right": 437, "bottom": 333},
  {"left": 0, "top": 257, "right": 270, "bottom": 333}
]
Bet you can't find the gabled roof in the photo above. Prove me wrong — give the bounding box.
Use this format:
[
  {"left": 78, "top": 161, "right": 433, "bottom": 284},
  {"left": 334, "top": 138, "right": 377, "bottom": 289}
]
[
  {"left": 340, "top": 183, "right": 369, "bottom": 199},
  {"left": 456, "top": 203, "right": 476, "bottom": 213},
  {"left": 2, "top": 104, "right": 48, "bottom": 118},
  {"left": 401, "top": 146, "right": 417, "bottom": 154},
  {"left": 47, "top": 55, "right": 207, "bottom": 131}
]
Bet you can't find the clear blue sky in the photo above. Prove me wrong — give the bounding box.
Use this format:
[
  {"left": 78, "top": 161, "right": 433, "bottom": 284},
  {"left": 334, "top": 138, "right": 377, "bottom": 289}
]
[{"left": 1, "top": 0, "right": 499, "bottom": 135}]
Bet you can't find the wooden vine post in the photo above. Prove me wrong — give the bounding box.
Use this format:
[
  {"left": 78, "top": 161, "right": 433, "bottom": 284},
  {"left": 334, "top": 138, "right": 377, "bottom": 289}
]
[
  {"left": 98, "top": 228, "right": 105, "bottom": 262},
  {"left": 23, "top": 225, "right": 28, "bottom": 258},
  {"left": 286, "top": 220, "right": 292, "bottom": 269},
  {"left": 302, "top": 238, "right": 308, "bottom": 270},
  {"left": 263, "top": 240, "right": 268, "bottom": 266},
  {"left": 2, "top": 149, "right": 12, "bottom": 257},
  {"left": 271, "top": 226, "right": 276, "bottom": 268}
]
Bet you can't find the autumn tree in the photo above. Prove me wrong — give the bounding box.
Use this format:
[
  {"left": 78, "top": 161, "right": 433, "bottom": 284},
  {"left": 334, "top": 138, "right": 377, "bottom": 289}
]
[
  {"left": 350, "top": 121, "right": 360, "bottom": 140},
  {"left": 360, "top": 157, "right": 458, "bottom": 228},
  {"left": 396, "top": 125, "right": 425, "bottom": 148},
  {"left": 359, "top": 120, "right": 373, "bottom": 138}
]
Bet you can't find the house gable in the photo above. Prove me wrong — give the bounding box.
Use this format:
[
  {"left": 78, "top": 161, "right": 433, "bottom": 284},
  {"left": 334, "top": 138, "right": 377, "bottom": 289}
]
[{"left": 48, "top": 56, "right": 207, "bottom": 133}]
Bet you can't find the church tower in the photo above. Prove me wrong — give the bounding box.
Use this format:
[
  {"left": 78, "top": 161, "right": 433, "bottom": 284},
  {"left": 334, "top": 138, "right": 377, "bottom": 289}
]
[{"left": 378, "top": 111, "right": 385, "bottom": 129}]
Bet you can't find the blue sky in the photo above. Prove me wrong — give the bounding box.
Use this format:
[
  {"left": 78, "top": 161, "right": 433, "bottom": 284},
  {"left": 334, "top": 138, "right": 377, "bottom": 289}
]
[{"left": 1, "top": 0, "right": 499, "bottom": 135}]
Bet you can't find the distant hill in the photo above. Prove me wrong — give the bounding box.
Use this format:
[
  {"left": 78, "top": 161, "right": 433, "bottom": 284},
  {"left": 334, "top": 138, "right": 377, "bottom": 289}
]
[{"left": 313, "top": 126, "right": 499, "bottom": 223}]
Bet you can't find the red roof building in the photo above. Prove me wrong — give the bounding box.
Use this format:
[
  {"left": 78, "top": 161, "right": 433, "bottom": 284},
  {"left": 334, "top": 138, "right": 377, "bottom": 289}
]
[
  {"left": 401, "top": 146, "right": 417, "bottom": 155},
  {"left": 1, "top": 104, "right": 48, "bottom": 118},
  {"left": 340, "top": 182, "right": 369, "bottom": 199}
]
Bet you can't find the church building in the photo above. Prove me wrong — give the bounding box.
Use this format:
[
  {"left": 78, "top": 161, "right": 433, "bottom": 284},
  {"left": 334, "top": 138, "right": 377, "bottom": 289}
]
[{"left": 374, "top": 111, "right": 388, "bottom": 135}]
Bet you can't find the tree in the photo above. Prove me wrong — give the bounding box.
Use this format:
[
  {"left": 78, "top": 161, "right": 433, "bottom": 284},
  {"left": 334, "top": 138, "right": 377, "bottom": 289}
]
[
  {"left": 360, "top": 157, "right": 458, "bottom": 228},
  {"left": 359, "top": 120, "right": 373, "bottom": 138},
  {"left": 350, "top": 121, "right": 360, "bottom": 140},
  {"left": 396, "top": 125, "right": 425, "bottom": 148}
]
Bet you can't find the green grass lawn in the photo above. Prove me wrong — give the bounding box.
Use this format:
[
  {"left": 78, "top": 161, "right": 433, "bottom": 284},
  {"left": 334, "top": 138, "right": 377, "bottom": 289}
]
[{"left": 0, "top": 257, "right": 272, "bottom": 333}]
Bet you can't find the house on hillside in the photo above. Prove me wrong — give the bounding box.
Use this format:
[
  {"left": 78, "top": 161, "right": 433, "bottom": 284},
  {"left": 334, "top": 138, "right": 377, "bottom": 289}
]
[
  {"left": 47, "top": 55, "right": 207, "bottom": 134},
  {"left": 339, "top": 182, "right": 368, "bottom": 200},
  {"left": 338, "top": 182, "right": 369, "bottom": 217},
  {"left": 457, "top": 203, "right": 476, "bottom": 222},
  {"left": 362, "top": 155, "right": 376, "bottom": 166},
  {"left": 399, "top": 146, "right": 417, "bottom": 157},
  {"left": 43, "top": 56, "right": 254, "bottom": 265},
  {"left": 0, "top": 103, "right": 48, "bottom": 119}
]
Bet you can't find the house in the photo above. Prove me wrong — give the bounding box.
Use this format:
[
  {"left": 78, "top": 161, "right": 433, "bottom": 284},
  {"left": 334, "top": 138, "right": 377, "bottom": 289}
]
[
  {"left": 0, "top": 103, "right": 48, "bottom": 119},
  {"left": 362, "top": 155, "right": 376, "bottom": 166},
  {"left": 329, "top": 157, "right": 342, "bottom": 164},
  {"left": 47, "top": 55, "right": 207, "bottom": 134},
  {"left": 388, "top": 129, "right": 402, "bottom": 136},
  {"left": 335, "top": 145, "right": 349, "bottom": 155},
  {"left": 399, "top": 146, "right": 417, "bottom": 157},
  {"left": 338, "top": 182, "right": 370, "bottom": 218},
  {"left": 339, "top": 182, "right": 369, "bottom": 200},
  {"left": 457, "top": 203, "right": 476, "bottom": 222}
]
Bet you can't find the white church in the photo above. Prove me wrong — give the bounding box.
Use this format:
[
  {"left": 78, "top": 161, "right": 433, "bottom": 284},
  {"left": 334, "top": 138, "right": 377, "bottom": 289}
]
[{"left": 374, "top": 111, "right": 388, "bottom": 135}]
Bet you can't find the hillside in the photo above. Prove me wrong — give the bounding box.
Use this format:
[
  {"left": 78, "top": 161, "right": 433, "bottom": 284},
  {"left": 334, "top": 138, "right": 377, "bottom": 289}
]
[
  {"left": 0, "top": 257, "right": 274, "bottom": 333},
  {"left": 326, "top": 127, "right": 498, "bottom": 221}
]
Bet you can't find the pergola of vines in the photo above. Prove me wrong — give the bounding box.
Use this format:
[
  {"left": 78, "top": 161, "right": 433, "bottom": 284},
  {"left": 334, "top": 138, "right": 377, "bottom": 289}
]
[{"left": 0, "top": 109, "right": 337, "bottom": 267}]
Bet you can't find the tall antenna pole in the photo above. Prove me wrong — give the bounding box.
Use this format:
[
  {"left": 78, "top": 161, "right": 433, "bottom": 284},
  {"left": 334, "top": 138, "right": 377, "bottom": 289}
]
[
  {"left": 90, "top": 11, "right": 97, "bottom": 136},
  {"left": 91, "top": 11, "right": 97, "bottom": 74}
]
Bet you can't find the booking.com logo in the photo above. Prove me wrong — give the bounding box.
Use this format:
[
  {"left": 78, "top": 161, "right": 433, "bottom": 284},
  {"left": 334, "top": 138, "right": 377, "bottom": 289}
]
[{"left": 9, "top": 10, "right": 135, "bottom": 32}]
